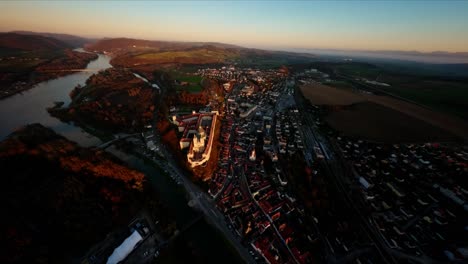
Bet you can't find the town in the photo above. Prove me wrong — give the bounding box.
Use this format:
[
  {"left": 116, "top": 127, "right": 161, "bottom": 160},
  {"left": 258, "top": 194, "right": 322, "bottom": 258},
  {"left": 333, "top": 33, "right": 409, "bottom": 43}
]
[
  {"left": 155, "top": 65, "right": 467, "bottom": 263},
  {"left": 3, "top": 2, "right": 468, "bottom": 264},
  {"left": 76, "top": 63, "right": 468, "bottom": 264}
]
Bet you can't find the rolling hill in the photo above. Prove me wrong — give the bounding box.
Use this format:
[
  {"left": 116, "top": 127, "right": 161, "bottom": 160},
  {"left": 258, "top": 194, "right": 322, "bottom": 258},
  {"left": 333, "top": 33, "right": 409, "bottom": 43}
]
[
  {"left": 84, "top": 37, "right": 240, "bottom": 53},
  {"left": 10, "top": 30, "right": 94, "bottom": 48},
  {"left": 86, "top": 37, "right": 316, "bottom": 68},
  {"left": 0, "top": 32, "right": 71, "bottom": 52}
]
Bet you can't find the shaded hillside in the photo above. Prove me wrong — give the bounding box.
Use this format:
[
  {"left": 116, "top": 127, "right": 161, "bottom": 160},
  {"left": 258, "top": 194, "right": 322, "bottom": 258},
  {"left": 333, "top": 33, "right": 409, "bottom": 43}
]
[
  {"left": 85, "top": 37, "right": 191, "bottom": 52},
  {"left": 0, "top": 33, "right": 97, "bottom": 99},
  {"left": 0, "top": 33, "right": 70, "bottom": 52},
  {"left": 0, "top": 124, "right": 165, "bottom": 263},
  {"left": 84, "top": 37, "right": 240, "bottom": 53},
  {"left": 86, "top": 37, "right": 315, "bottom": 68},
  {"left": 50, "top": 68, "right": 156, "bottom": 131},
  {"left": 112, "top": 45, "right": 241, "bottom": 66},
  {"left": 11, "top": 31, "right": 93, "bottom": 48},
  {"left": 34, "top": 49, "right": 97, "bottom": 80}
]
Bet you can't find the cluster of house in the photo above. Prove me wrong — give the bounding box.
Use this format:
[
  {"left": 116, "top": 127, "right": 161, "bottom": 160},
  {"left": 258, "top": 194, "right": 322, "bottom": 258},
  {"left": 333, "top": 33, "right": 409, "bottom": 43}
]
[
  {"left": 295, "top": 68, "right": 332, "bottom": 83},
  {"left": 337, "top": 137, "right": 468, "bottom": 261},
  {"left": 197, "top": 65, "right": 288, "bottom": 94},
  {"left": 275, "top": 108, "right": 304, "bottom": 155}
]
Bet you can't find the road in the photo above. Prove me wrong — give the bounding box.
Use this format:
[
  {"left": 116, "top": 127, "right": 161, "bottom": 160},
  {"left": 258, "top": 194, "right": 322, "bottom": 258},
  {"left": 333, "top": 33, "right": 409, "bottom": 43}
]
[
  {"left": 143, "top": 78, "right": 257, "bottom": 263},
  {"left": 151, "top": 139, "right": 257, "bottom": 263}
]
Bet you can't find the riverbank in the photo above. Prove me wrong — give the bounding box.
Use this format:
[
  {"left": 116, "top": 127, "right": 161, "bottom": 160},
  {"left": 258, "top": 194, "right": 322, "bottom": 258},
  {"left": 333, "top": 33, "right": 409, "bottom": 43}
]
[
  {"left": 0, "top": 48, "right": 249, "bottom": 263},
  {"left": 49, "top": 67, "right": 156, "bottom": 133},
  {"left": 112, "top": 136, "right": 248, "bottom": 264},
  {"left": 0, "top": 49, "right": 97, "bottom": 100}
]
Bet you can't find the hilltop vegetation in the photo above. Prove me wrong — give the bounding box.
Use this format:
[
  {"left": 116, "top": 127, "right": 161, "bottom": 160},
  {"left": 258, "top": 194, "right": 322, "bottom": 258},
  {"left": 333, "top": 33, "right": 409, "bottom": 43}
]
[
  {"left": 134, "top": 47, "right": 240, "bottom": 64},
  {"left": 111, "top": 45, "right": 240, "bottom": 67},
  {"left": 0, "top": 32, "right": 71, "bottom": 52},
  {"left": 10, "top": 31, "right": 93, "bottom": 48},
  {"left": 84, "top": 37, "right": 240, "bottom": 53},
  {"left": 86, "top": 37, "right": 315, "bottom": 69},
  {"left": 50, "top": 68, "right": 156, "bottom": 132}
]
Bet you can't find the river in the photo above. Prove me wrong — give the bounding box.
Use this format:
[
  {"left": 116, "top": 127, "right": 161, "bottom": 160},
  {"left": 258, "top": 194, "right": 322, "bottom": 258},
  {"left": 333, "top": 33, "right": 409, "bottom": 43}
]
[
  {"left": 0, "top": 49, "right": 109, "bottom": 145},
  {"left": 0, "top": 50, "right": 242, "bottom": 263}
]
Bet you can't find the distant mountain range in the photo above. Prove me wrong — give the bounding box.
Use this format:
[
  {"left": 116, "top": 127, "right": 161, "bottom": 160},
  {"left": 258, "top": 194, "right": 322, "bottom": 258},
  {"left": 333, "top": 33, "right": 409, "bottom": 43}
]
[
  {"left": 2, "top": 31, "right": 467, "bottom": 78},
  {"left": 289, "top": 48, "right": 468, "bottom": 64},
  {"left": 85, "top": 37, "right": 241, "bottom": 52}
]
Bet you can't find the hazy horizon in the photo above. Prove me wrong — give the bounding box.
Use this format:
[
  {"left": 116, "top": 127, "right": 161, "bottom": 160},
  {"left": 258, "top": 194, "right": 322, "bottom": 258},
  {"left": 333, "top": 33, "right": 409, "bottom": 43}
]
[{"left": 2, "top": 1, "right": 468, "bottom": 54}]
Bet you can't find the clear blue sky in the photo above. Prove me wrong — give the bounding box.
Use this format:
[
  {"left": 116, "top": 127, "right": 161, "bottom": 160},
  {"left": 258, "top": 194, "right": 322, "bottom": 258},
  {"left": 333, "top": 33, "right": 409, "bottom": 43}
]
[{"left": 1, "top": 1, "right": 467, "bottom": 52}]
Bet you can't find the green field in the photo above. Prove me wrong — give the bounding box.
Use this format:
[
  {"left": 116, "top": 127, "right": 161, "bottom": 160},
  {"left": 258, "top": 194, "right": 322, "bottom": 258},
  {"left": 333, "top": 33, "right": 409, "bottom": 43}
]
[
  {"left": 327, "top": 80, "right": 356, "bottom": 90},
  {"left": 168, "top": 70, "right": 204, "bottom": 93},
  {"left": 176, "top": 74, "right": 203, "bottom": 83},
  {"left": 381, "top": 81, "right": 468, "bottom": 119},
  {"left": 235, "top": 57, "right": 289, "bottom": 68},
  {"left": 335, "top": 63, "right": 382, "bottom": 79},
  {"left": 175, "top": 84, "right": 203, "bottom": 93},
  {"left": 176, "top": 65, "right": 202, "bottom": 73},
  {"left": 322, "top": 62, "right": 468, "bottom": 120},
  {"left": 178, "top": 84, "right": 203, "bottom": 93}
]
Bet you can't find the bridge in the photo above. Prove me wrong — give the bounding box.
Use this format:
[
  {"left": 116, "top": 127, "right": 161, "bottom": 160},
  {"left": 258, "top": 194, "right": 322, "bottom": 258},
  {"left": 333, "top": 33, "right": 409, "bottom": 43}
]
[
  {"left": 96, "top": 133, "right": 141, "bottom": 149},
  {"left": 38, "top": 68, "right": 103, "bottom": 73}
]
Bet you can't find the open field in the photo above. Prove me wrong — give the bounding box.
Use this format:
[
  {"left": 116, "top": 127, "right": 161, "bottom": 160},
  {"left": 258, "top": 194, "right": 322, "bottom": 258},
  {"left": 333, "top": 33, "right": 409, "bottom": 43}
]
[
  {"left": 310, "top": 61, "right": 468, "bottom": 119},
  {"left": 169, "top": 70, "right": 204, "bottom": 93},
  {"left": 379, "top": 79, "right": 468, "bottom": 118},
  {"left": 299, "top": 81, "right": 364, "bottom": 105},
  {"left": 325, "top": 102, "right": 457, "bottom": 142},
  {"left": 177, "top": 85, "right": 203, "bottom": 93},
  {"left": 300, "top": 82, "right": 468, "bottom": 142},
  {"left": 335, "top": 63, "right": 382, "bottom": 79},
  {"left": 175, "top": 74, "right": 203, "bottom": 83}
]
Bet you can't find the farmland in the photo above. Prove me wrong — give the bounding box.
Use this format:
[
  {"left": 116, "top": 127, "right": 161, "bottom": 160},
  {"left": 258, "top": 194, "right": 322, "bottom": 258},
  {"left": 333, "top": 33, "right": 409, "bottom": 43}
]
[
  {"left": 313, "top": 61, "right": 468, "bottom": 119},
  {"left": 379, "top": 79, "right": 468, "bottom": 119},
  {"left": 299, "top": 81, "right": 364, "bottom": 105},
  {"left": 325, "top": 102, "right": 456, "bottom": 142},
  {"left": 300, "top": 82, "right": 468, "bottom": 142},
  {"left": 134, "top": 47, "right": 240, "bottom": 64},
  {"left": 168, "top": 70, "right": 204, "bottom": 93}
]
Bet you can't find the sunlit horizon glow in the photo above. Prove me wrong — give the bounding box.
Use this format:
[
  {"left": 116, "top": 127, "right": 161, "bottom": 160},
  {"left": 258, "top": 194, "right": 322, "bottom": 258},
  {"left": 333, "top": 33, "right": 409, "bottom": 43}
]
[{"left": 1, "top": 1, "right": 468, "bottom": 53}]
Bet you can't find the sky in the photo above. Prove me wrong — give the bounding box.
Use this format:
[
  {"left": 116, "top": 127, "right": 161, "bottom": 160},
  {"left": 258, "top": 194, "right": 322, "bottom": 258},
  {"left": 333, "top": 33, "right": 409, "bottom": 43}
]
[{"left": 1, "top": 0, "right": 468, "bottom": 53}]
